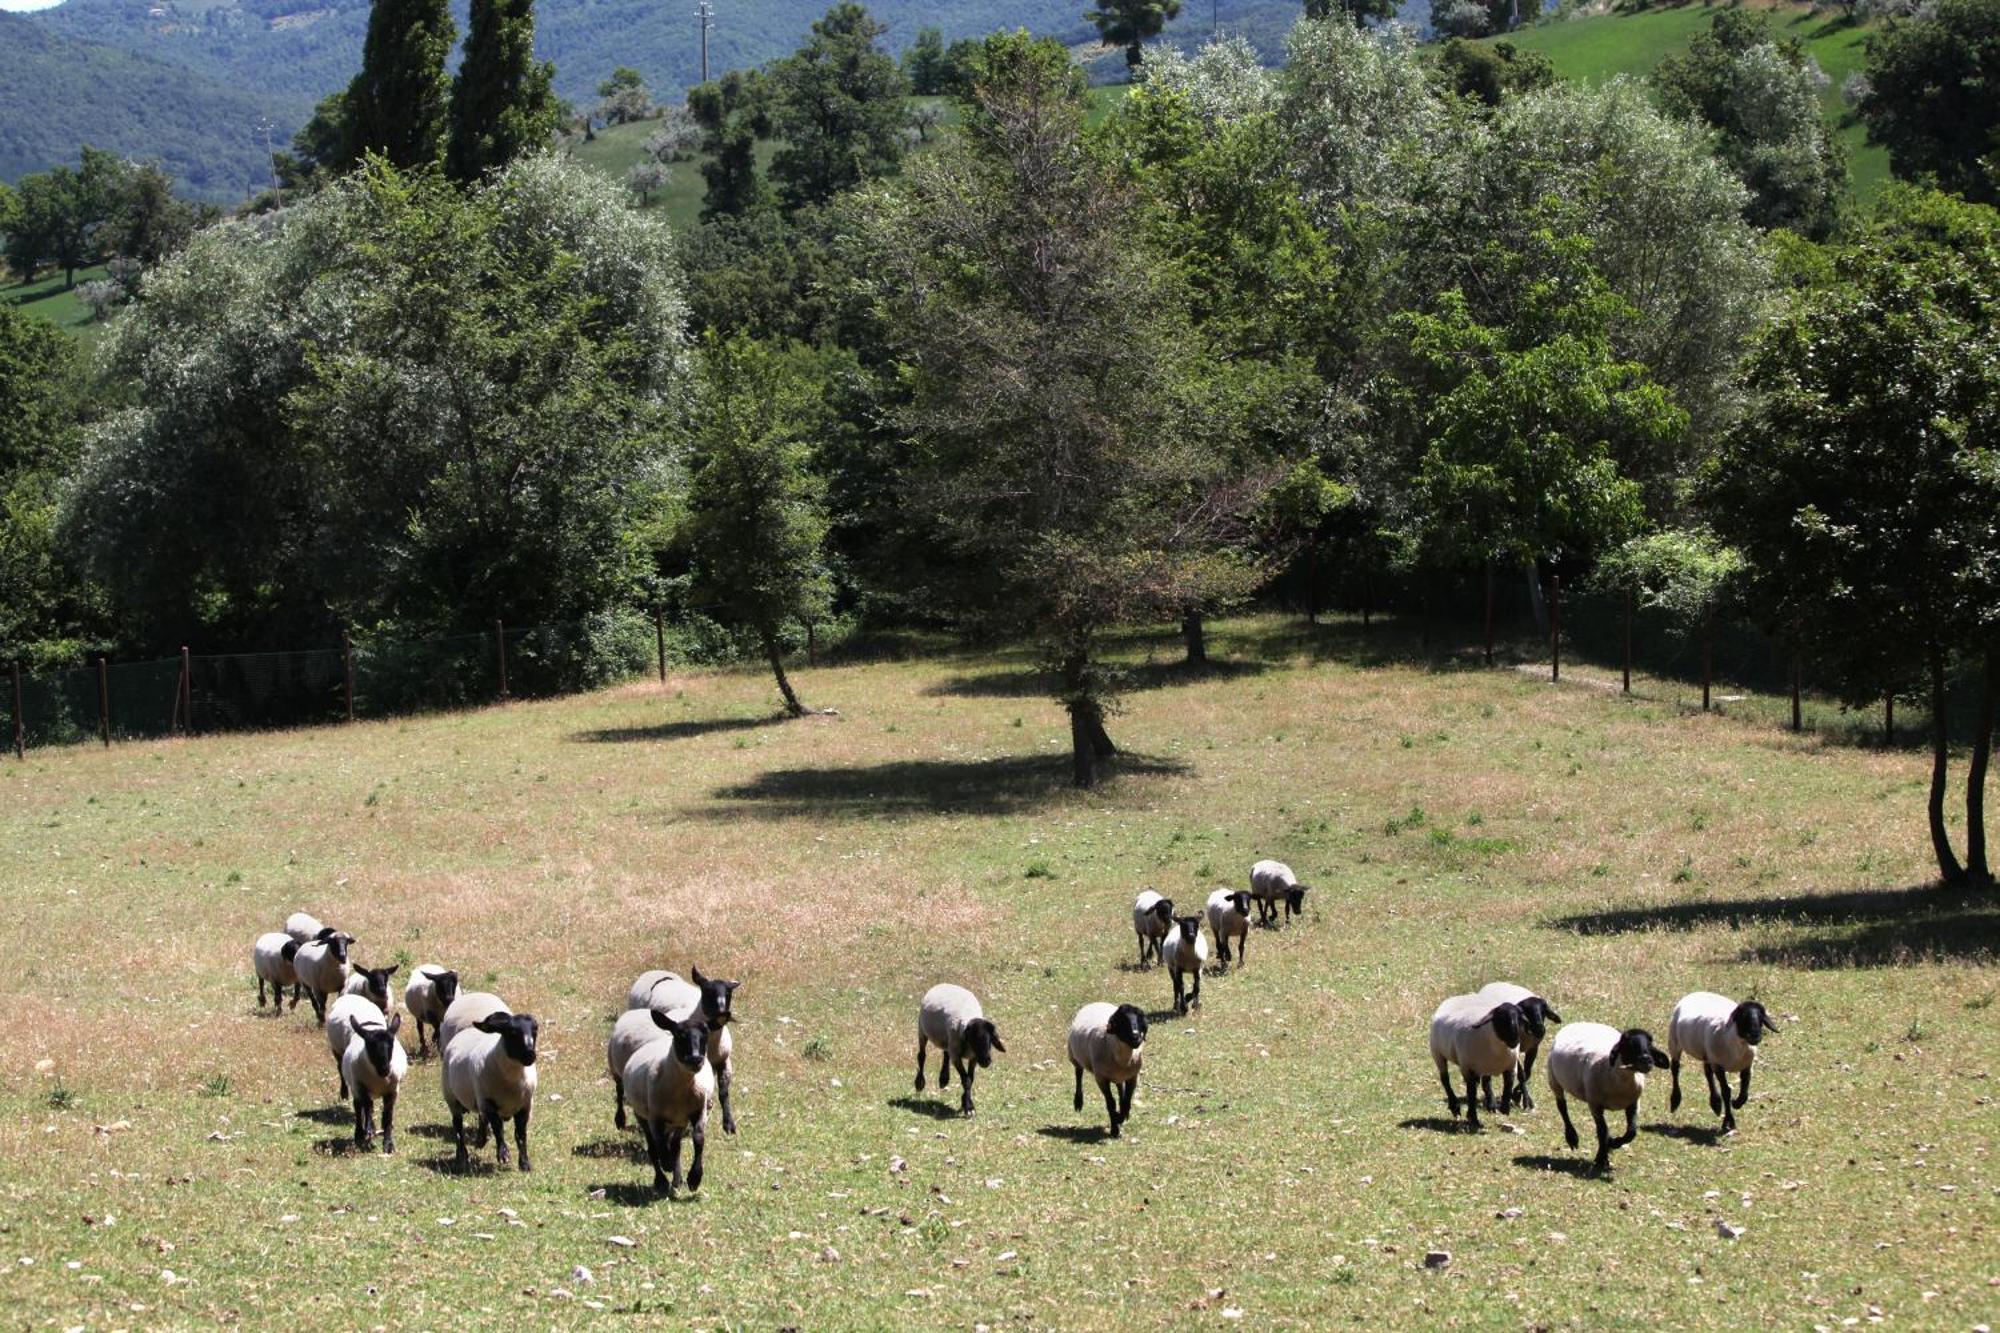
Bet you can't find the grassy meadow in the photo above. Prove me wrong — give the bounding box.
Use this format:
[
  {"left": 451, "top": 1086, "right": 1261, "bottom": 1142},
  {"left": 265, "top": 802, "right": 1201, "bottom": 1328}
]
[
  {"left": 1, "top": 615, "right": 1995, "bottom": 1328},
  {"left": 5, "top": 265, "right": 110, "bottom": 343}
]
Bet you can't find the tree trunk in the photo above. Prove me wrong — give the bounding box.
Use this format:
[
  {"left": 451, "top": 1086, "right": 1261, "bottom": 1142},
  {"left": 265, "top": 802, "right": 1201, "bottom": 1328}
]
[
  {"left": 1927, "top": 647, "right": 1965, "bottom": 885},
  {"left": 1182, "top": 612, "right": 1207, "bottom": 666},
  {"left": 1304, "top": 539, "right": 1317, "bottom": 626},
  {"left": 766, "top": 637, "right": 805, "bottom": 718},
  {"left": 1061, "top": 648, "right": 1115, "bottom": 787},
  {"left": 1968, "top": 651, "right": 1995, "bottom": 886},
  {"left": 1482, "top": 560, "right": 1494, "bottom": 666}
]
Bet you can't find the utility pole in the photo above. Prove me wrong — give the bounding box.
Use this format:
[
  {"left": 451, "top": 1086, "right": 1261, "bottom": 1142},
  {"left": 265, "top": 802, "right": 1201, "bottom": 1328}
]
[{"left": 697, "top": 0, "right": 713, "bottom": 84}]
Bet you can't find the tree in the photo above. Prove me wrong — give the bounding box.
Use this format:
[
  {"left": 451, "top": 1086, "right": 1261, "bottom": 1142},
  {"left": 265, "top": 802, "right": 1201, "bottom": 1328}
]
[
  {"left": 274, "top": 92, "right": 355, "bottom": 194},
  {"left": 1304, "top": 0, "right": 1398, "bottom": 22},
  {"left": 101, "top": 159, "right": 211, "bottom": 279},
  {"left": 0, "top": 303, "right": 100, "bottom": 666},
  {"left": 1088, "top": 0, "right": 1183, "bottom": 70},
  {"left": 903, "top": 26, "right": 949, "bottom": 94},
  {"left": 5, "top": 147, "right": 122, "bottom": 288},
  {"left": 626, "top": 160, "right": 671, "bottom": 205},
  {"left": 346, "top": 0, "right": 456, "bottom": 170},
  {"left": 1434, "top": 39, "right": 1556, "bottom": 106},
  {"left": 1430, "top": 0, "right": 1492, "bottom": 38},
  {"left": 690, "top": 70, "right": 772, "bottom": 220},
  {"left": 1862, "top": 0, "right": 2000, "bottom": 205},
  {"left": 860, "top": 32, "right": 1253, "bottom": 786},
  {"left": 595, "top": 67, "right": 656, "bottom": 126},
  {"left": 644, "top": 107, "right": 701, "bottom": 162},
  {"left": 1596, "top": 527, "right": 1744, "bottom": 707},
  {"left": 1654, "top": 11, "right": 1846, "bottom": 238},
  {"left": 678, "top": 336, "right": 835, "bottom": 717},
  {"left": 767, "top": 3, "right": 909, "bottom": 211},
  {"left": 1706, "top": 188, "right": 2000, "bottom": 885},
  {"left": 448, "top": 0, "right": 559, "bottom": 183}
]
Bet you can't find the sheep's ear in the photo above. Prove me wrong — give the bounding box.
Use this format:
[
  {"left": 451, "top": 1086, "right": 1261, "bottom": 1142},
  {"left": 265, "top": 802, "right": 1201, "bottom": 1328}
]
[
  {"left": 1544, "top": 1007, "right": 1563, "bottom": 1024},
  {"left": 1760, "top": 1013, "right": 1779, "bottom": 1034},
  {"left": 725, "top": 979, "right": 741, "bottom": 993},
  {"left": 989, "top": 1032, "right": 1006, "bottom": 1053},
  {"left": 649, "top": 1009, "right": 675, "bottom": 1031},
  {"left": 387, "top": 1012, "right": 403, "bottom": 1034},
  {"left": 282, "top": 941, "right": 300, "bottom": 962},
  {"left": 1650, "top": 1048, "right": 1670, "bottom": 1070},
  {"left": 691, "top": 966, "right": 709, "bottom": 987},
  {"left": 474, "top": 1015, "right": 508, "bottom": 1034},
  {"left": 383, "top": 964, "right": 399, "bottom": 978}
]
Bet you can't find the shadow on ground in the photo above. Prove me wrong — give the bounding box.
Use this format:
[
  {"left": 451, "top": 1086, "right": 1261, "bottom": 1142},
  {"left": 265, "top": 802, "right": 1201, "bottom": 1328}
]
[
  {"left": 1512, "top": 1154, "right": 1602, "bottom": 1179},
  {"left": 888, "top": 1096, "right": 963, "bottom": 1121},
  {"left": 925, "top": 658, "right": 1270, "bottom": 699},
  {"left": 1642, "top": 1123, "right": 1725, "bottom": 1147},
  {"left": 1035, "top": 1124, "right": 1112, "bottom": 1144},
  {"left": 573, "top": 1135, "right": 648, "bottom": 1162},
  {"left": 1546, "top": 883, "right": 1999, "bottom": 969},
  {"left": 1397, "top": 1116, "right": 1469, "bottom": 1136},
  {"left": 571, "top": 715, "right": 788, "bottom": 744},
  {"left": 293, "top": 1105, "right": 348, "bottom": 1125},
  {"left": 590, "top": 1181, "right": 683, "bottom": 1207},
  {"left": 704, "top": 752, "right": 1189, "bottom": 819}
]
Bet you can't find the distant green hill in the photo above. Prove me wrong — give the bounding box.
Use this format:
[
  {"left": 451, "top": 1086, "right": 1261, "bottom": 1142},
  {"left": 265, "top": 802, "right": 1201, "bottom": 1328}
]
[{"left": 1482, "top": 2, "right": 1889, "bottom": 199}]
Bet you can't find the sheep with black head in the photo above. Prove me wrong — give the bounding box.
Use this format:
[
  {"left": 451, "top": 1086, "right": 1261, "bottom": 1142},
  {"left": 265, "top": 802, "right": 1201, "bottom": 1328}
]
[
  {"left": 1132, "top": 891, "right": 1174, "bottom": 968},
  {"left": 440, "top": 991, "right": 539, "bottom": 1172},
  {"left": 1160, "top": 915, "right": 1209, "bottom": 1016},
  {"left": 1546, "top": 1023, "right": 1670, "bottom": 1174},
  {"left": 1205, "top": 888, "right": 1252, "bottom": 968},
  {"left": 627, "top": 966, "right": 742, "bottom": 1134},
  {"left": 915, "top": 983, "right": 1006, "bottom": 1116},
  {"left": 340, "top": 1012, "right": 409, "bottom": 1154},
  {"left": 1067, "top": 1002, "right": 1148, "bottom": 1138},
  {"left": 622, "top": 1011, "right": 717, "bottom": 1196},
  {"left": 1474, "top": 981, "right": 1562, "bottom": 1111},
  {"left": 1429, "top": 992, "right": 1527, "bottom": 1130},
  {"left": 1668, "top": 991, "right": 1778, "bottom": 1133}
]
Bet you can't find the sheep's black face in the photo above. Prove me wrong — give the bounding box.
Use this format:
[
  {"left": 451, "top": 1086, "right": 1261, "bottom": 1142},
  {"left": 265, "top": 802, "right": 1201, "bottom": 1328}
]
[
  {"left": 433, "top": 971, "right": 460, "bottom": 1008},
  {"left": 1151, "top": 898, "right": 1175, "bottom": 924},
  {"left": 1732, "top": 1001, "right": 1777, "bottom": 1045},
  {"left": 1518, "top": 997, "right": 1560, "bottom": 1040},
  {"left": 360, "top": 965, "right": 397, "bottom": 1005},
  {"left": 478, "top": 1013, "right": 538, "bottom": 1066},
  {"left": 1613, "top": 1028, "right": 1669, "bottom": 1072},
  {"left": 692, "top": 968, "right": 740, "bottom": 1027},
  {"left": 1228, "top": 892, "right": 1250, "bottom": 916},
  {"left": 965, "top": 1019, "right": 1005, "bottom": 1067},
  {"left": 328, "top": 935, "right": 350, "bottom": 965},
  {"left": 359, "top": 1020, "right": 399, "bottom": 1078},
  {"left": 1109, "top": 1004, "right": 1148, "bottom": 1051},
  {"left": 1488, "top": 1001, "right": 1524, "bottom": 1049},
  {"left": 674, "top": 1019, "right": 711, "bottom": 1071},
  {"left": 1286, "top": 885, "right": 1308, "bottom": 912},
  {"left": 1174, "top": 915, "right": 1201, "bottom": 943}
]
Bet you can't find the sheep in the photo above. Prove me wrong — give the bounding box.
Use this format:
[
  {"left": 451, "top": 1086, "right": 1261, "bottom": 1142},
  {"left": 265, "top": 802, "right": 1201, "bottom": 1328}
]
[
  {"left": 1248, "top": 859, "right": 1309, "bottom": 925},
  {"left": 1545, "top": 1022, "right": 1670, "bottom": 1174},
  {"left": 343, "top": 963, "right": 400, "bottom": 1014},
  {"left": 1132, "top": 891, "right": 1174, "bottom": 968},
  {"left": 326, "top": 992, "right": 397, "bottom": 1099},
  {"left": 439, "top": 991, "right": 539, "bottom": 1172},
  {"left": 1205, "top": 888, "right": 1252, "bottom": 968},
  {"left": 914, "top": 984, "right": 1006, "bottom": 1116},
  {"left": 621, "top": 1011, "right": 717, "bottom": 1196},
  {"left": 283, "top": 912, "right": 325, "bottom": 944},
  {"left": 627, "top": 967, "right": 742, "bottom": 1135},
  {"left": 1429, "top": 993, "right": 1527, "bottom": 1131},
  {"left": 402, "top": 965, "right": 460, "bottom": 1058},
  {"left": 606, "top": 1006, "right": 668, "bottom": 1131},
  {"left": 1667, "top": 992, "right": 1778, "bottom": 1133},
  {"left": 1160, "top": 915, "right": 1209, "bottom": 1016},
  {"left": 1067, "top": 1001, "right": 1148, "bottom": 1138},
  {"left": 1474, "top": 981, "right": 1563, "bottom": 1112},
  {"left": 251, "top": 931, "right": 300, "bottom": 1013},
  {"left": 291, "top": 929, "right": 354, "bottom": 1025},
  {"left": 340, "top": 1011, "right": 409, "bottom": 1154}
]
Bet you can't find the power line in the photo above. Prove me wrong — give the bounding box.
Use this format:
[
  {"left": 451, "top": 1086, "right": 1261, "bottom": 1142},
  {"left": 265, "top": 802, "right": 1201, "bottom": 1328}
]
[{"left": 697, "top": 0, "right": 713, "bottom": 85}]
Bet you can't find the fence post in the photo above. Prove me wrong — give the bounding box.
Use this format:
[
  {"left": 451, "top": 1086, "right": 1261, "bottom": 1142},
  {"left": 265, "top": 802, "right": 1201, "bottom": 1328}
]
[
  {"left": 97, "top": 656, "right": 110, "bottom": 747},
  {"left": 1791, "top": 653, "right": 1802, "bottom": 732},
  {"left": 494, "top": 618, "right": 509, "bottom": 701},
  {"left": 1482, "top": 560, "right": 1494, "bottom": 666},
  {"left": 180, "top": 646, "right": 192, "bottom": 735},
  {"left": 1622, "top": 585, "right": 1633, "bottom": 695},
  {"left": 1885, "top": 696, "right": 1894, "bottom": 747},
  {"left": 11, "top": 663, "right": 22, "bottom": 760},
  {"left": 654, "top": 609, "right": 667, "bottom": 685},
  {"left": 343, "top": 630, "right": 356, "bottom": 722},
  {"left": 1549, "top": 574, "right": 1561, "bottom": 683},
  {"left": 807, "top": 622, "right": 818, "bottom": 668},
  {"left": 1701, "top": 613, "right": 1713, "bottom": 712}
]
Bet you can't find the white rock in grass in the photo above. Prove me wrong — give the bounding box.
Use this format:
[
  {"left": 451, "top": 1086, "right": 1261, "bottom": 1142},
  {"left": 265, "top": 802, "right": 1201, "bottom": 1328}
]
[
  {"left": 605, "top": 1236, "right": 635, "bottom": 1248},
  {"left": 1714, "top": 1220, "right": 1745, "bottom": 1240}
]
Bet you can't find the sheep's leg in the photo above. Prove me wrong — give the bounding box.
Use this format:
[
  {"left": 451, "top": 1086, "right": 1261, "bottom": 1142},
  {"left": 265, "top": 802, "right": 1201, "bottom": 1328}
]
[
  {"left": 957, "top": 1058, "right": 975, "bottom": 1116},
  {"left": 484, "top": 1100, "right": 508, "bottom": 1164},
  {"left": 353, "top": 1090, "right": 370, "bottom": 1149},
  {"left": 717, "top": 1056, "right": 736, "bottom": 1136},
  {"left": 1669, "top": 1051, "right": 1683, "bottom": 1112},
  {"left": 1731, "top": 1066, "right": 1751, "bottom": 1111},
  {"left": 1437, "top": 1057, "right": 1460, "bottom": 1118},
  {"left": 1481, "top": 1074, "right": 1497, "bottom": 1113},
  {"left": 1516, "top": 1051, "right": 1536, "bottom": 1110},
  {"left": 451, "top": 1107, "right": 470, "bottom": 1168},
  {"left": 1237, "top": 929, "right": 1246, "bottom": 968},
  {"left": 615, "top": 1076, "right": 627, "bottom": 1130},
  {"left": 512, "top": 1109, "right": 531, "bottom": 1172},
  {"left": 1463, "top": 1067, "right": 1482, "bottom": 1131},
  {"left": 1117, "top": 1077, "right": 1135, "bottom": 1130},
  {"left": 1099, "top": 1078, "right": 1121, "bottom": 1136},
  {"left": 1589, "top": 1105, "right": 1613, "bottom": 1173},
  {"left": 1073, "top": 1062, "right": 1085, "bottom": 1112},
  {"left": 666, "top": 1128, "right": 685, "bottom": 1193},
  {"left": 914, "top": 1035, "right": 928, "bottom": 1092},
  {"left": 290, "top": 982, "right": 301, "bottom": 1010},
  {"left": 1553, "top": 1087, "right": 1579, "bottom": 1150},
  {"left": 938, "top": 1051, "right": 951, "bottom": 1089},
  {"left": 258, "top": 978, "right": 268, "bottom": 1008},
  {"left": 687, "top": 1119, "right": 706, "bottom": 1192},
  {"left": 381, "top": 1090, "right": 396, "bottom": 1155},
  {"left": 1500, "top": 1066, "right": 1516, "bottom": 1115},
  {"left": 1617, "top": 1105, "right": 1637, "bottom": 1148},
  {"left": 1170, "top": 967, "right": 1186, "bottom": 1016},
  {"left": 334, "top": 1052, "right": 348, "bottom": 1100},
  {"left": 1703, "top": 1061, "right": 1723, "bottom": 1117},
  {"left": 416, "top": 1021, "right": 430, "bottom": 1059},
  {"left": 1137, "top": 934, "right": 1148, "bottom": 968},
  {"left": 1189, "top": 964, "right": 1201, "bottom": 1010}
]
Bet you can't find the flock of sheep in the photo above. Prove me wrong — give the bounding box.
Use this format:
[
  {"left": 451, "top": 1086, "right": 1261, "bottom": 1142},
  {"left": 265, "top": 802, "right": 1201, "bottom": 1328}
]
[{"left": 248, "top": 854, "right": 1779, "bottom": 1196}]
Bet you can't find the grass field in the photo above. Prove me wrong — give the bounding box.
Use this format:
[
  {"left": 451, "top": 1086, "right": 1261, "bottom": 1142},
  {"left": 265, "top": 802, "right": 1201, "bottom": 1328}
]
[
  {"left": 2, "top": 614, "right": 1995, "bottom": 1328},
  {"left": 5, "top": 264, "right": 110, "bottom": 342},
  {"left": 1489, "top": 1, "right": 1892, "bottom": 200}
]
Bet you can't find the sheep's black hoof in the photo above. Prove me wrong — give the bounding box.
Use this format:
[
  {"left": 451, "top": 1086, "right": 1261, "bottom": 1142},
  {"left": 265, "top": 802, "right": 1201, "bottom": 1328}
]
[
  {"left": 1669, "top": 1089, "right": 1681, "bottom": 1112},
  {"left": 723, "top": 1118, "right": 737, "bottom": 1135},
  {"left": 382, "top": 1135, "right": 395, "bottom": 1155},
  {"left": 1563, "top": 1127, "right": 1579, "bottom": 1149},
  {"left": 615, "top": 1109, "right": 627, "bottom": 1130},
  {"left": 654, "top": 1173, "right": 670, "bottom": 1195},
  {"left": 914, "top": 1075, "right": 925, "bottom": 1093},
  {"left": 1709, "top": 1095, "right": 1722, "bottom": 1115}
]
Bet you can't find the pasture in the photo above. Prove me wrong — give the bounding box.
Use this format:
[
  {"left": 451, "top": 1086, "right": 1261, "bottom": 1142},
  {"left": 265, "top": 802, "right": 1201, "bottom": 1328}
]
[{"left": 2, "top": 615, "right": 1994, "bottom": 1328}]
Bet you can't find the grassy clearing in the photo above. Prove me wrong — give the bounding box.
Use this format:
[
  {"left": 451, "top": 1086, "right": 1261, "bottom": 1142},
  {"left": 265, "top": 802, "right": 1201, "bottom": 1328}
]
[
  {"left": 2, "top": 614, "right": 1994, "bottom": 1328},
  {"left": 5, "top": 264, "right": 110, "bottom": 342}
]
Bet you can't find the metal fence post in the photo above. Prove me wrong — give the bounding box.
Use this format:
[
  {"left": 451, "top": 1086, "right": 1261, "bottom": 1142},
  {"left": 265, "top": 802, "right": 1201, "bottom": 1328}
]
[
  {"left": 1549, "top": 574, "right": 1561, "bottom": 683},
  {"left": 343, "top": 630, "right": 356, "bottom": 722},
  {"left": 495, "top": 618, "right": 509, "bottom": 701},
  {"left": 654, "top": 609, "right": 667, "bottom": 685},
  {"left": 11, "top": 663, "right": 22, "bottom": 760},
  {"left": 1482, "top": 561, "right": 1494, "bottom": 666},
  {"left": 1622, "top": 585, "right": 1633, "bottom": 695},
  {"left": 97, "top": 656, "right": 110, "bottom": 747},
  {"left": 1701, "top": 613, "right": 1713, "bottom": 712},
  {"left": 1791, "top": 653, "right": 1803, "bottom": 732},
  {"left": 180, "top": 646, "right": 192, "bottom": 734},
  {"left": 1885, "top": 696, "right": 1894, "bottom": 746}
]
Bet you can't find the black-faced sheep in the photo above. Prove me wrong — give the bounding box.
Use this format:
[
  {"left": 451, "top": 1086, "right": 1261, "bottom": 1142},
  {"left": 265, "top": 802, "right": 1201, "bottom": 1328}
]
[
  {"left": 1067, "top": 1002, "right": 1148, "bottom": 1138},
  {"left": 1667, "top": 991, "right": 1777, "bottom": 1133},
  {"left": 1546, "top": 1022, "right": 1669, "bottom": 1174},
  {"left": 915, "top": 983, "right": 1006, "bottom": 1116}
]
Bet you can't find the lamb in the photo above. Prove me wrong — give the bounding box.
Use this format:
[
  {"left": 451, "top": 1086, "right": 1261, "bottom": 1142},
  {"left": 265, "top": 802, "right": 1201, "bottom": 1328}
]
[
  {"left": 1248, "top": 859, "right": 1309, "bottom": 925},
  {"left": 1545, "top": 1022, "right": 1670, "bottom": 1174},
  {"left": 251, "top": 931, "right": 300, "bottom": 1013},
  {"left": 1160, "top": 915, "right": 1209, "bottom": 1015},
  {"left": 439, "top": 991, "right": 539, "bottom": 1172},
  {"left": 326, "top": 992, "right": 398, "bottom": 1099},
  {"left": 1473, "top": 981, "right": 1563, "bottom": 1111},
  {"left": 340, "top": 1010, "right": 409, "bottom": 1154},
  {"left": 402, "top": 965, "right": 460, "bottom": 1058},
  {"left": 1067, "top": 1001, "right": 1148, "bottom": 1138},
  {"left": 1205, "top": 889, "right": 1252, "bottom": 968},
  {"left": 914, "top": 984, "right": 1006, "bottom": 1116},
  {"left": 626, "top": 967, "right": 741, "bottom": 1135},
  {"left": 284, "top": 912, "right": 326, "bottom": 944},
  {"left": 621, "top": 1011, "right": 717, "bottom": 1196},
  {"left": 342, "top": 963, "right": 400, "bottom": 1014},
  {"left": 1132, "top": 891, "right": 1174, "bottom": 968},
  {"left": 606, "top": 1006, "right": 668, "bottom": 1131},
  {"left": 290, "top": 929, "right": 354, "bottom": 1025},
  {"left": 1667, "top": 991, "right": 1778, "bottom": 1133},
  {"left": 1429, "top": 993, "right": 1527, "bottom": 1130}
]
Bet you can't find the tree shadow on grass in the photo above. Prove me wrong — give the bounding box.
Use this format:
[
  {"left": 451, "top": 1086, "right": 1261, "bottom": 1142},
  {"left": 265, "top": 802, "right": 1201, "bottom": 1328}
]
[
  {"left": 293, "top": 1105, "right": 349, "bottom": 1125},
  {"left": 889, "top": 1096, "right": 964, "bottom": 1122},
  {"left": 1642, "top": 1123, "right": 1725, "bottom": 1147},
  {"left": 924, "top": 658, "right": 1270, "bottom": 700},
  {"left": 573, "top": 1135, "right": 648, "bottom": 1162},
  {"left": 1513, "top": 1154, "right": 1602, "bottom": 1180},
  {"left": 1398, "top": 1116, "right": 1469, "bottom": 1136},
  {"left": 702, "top": 752, "right": 1190, "bottom": 819},
  {"left": 404, "top": 1122, "right": 455, "bottom": 1141},
  {"left": 571, "top": 714, "right": 789, "bottom": 744},
  {"left": 1036, "top": 1124, "right": 1112, "bottom": 1144},
  {"left": 1545, "top": 883, "right": 1999, "bottom": 969}
]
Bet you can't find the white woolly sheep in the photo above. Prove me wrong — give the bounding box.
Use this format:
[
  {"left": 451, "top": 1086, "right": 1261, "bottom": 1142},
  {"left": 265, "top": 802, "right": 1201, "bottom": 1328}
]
[
  {"left": 1067, "top": 1001, "right": 1148, "bottom": 1138},
  {"left": 1473, "top": 981, "right": 1563, "bottom": 1111},
  {"left": 606, "top": 1007, "right": 667, "bottom": 1131},
  {"left": 251, "top": 931, "right": 300, "bottom": 1013},
  {"left": 914, "top": 983, "right": 1006, "bottom": 1116},
  {"left": 284, "top": 912, "right": 325, "bottom": 944},
  {"left": 340, "top": 1011, "right": 409, "bottom": 1154},
  {"left": 1205, "top": 888, "right": 1252, "bottom": 968},
  {"left": 626, "top": 967, "right": 742, "bottom": 1134},
  {"left": 291, "top": 930, "right": 354, "bottom": 1025},
  {"left": 1248, "top": 859, "right": 1309, "bottom": 925},
  {"left": 343, "top": 963, "right": 400, "bottom": 1014},
  {"left": 1132, "top": 890, "right": 1175, "bottom": 968},
  {"left": 622, "top": 1011, "right": 718, "bottom": 1196},
  {"left": 402, "top": 965, "right": 460, "bottom": 1058},
  {"left": 326, "top": 993, "right": 395, "bottom": 1099},
  {"left": 1160, "top": 915, "right": 1209, "bottom": 1016},
  {"left": 1668, "top": 991, "right": 1778, "bottom": 1133},
  {"left": 1545, "top": 1021, "right": 1670, "bottom": 1174},
  {"left": 440, "top": 991, "right": 539, "bottom": 1172},
  {"left": 1429, "top": 992, "right": 1527, "bottom": 1130}
]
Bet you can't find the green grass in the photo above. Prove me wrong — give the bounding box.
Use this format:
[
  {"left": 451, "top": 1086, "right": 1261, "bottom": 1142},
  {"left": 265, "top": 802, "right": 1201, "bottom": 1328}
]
[
  {"left": 1489, "top": 2, "right": 1892, "bottom": 200},
  {"left": 2, "top": 613, "right": 1994, "bottom": 1327},
  {"left": 4, "top": 264, "right": 111, "bottom": 342}
]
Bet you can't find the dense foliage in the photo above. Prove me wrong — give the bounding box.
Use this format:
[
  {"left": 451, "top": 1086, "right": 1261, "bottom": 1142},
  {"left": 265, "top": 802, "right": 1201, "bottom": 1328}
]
[{"left": 1861, "top": 0, "right": 2000, "bottom": 206}]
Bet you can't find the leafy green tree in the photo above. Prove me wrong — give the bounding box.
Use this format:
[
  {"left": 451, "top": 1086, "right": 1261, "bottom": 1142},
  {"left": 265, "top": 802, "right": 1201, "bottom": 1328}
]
[
  {"left": 0, "top": 304, "right": 100, "bottom": 666},
  {"left": 678, "top": 336, "right": 835, "bottom": 716},
  {"left": 1596, "top": 526, "right": 1744, "bottom": 706},
  {"left": 767, "top": 3, "right": 908, "bottom": 211},
  {"left": 902, "top": 27, "right": 949, "bottom": 94},
  {"left": 1434, "top": 39, "right": 1556, "bottom": 106},
  {"left": 0, "top": 182, "right": 18, "bottom": 240},
  {"left": 1654, "top": 11, "right": 1846, "bottom": 238},
  {"left": 1706, "top": 188, "right": 2000, "bottom": 884},
  {"left": 6, "top": 147, "right": 122, "bottom": 287},
  {"left": 595, "top": 66, "right": 656, "bottom": 126},
  {"left": 689, "top": 70, "right": 772, "bottom": 220},
  {"left": 346, "top": 0, "right": 456, "bottom": 171},
  {"left": 861, "top": 31, "right": 1254, "bottom": 785},
  {"left": 447, "top": 0, "right": 559, "bottom": 183},
  {"left": 274, "top": 92, "right": 355, "bottom": 194},
  {"left": 1862, "top": 0, "right": 2000, "bottom": 205},
  {"left": 1088, "top": 0, "right": 1183, "bottom": 70},
  {"left": 101, "top": 160, "right": 212, "bottom": 278},
  {"left": 1304, "top": 0, "right": 1398, "bottom": 22}
]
